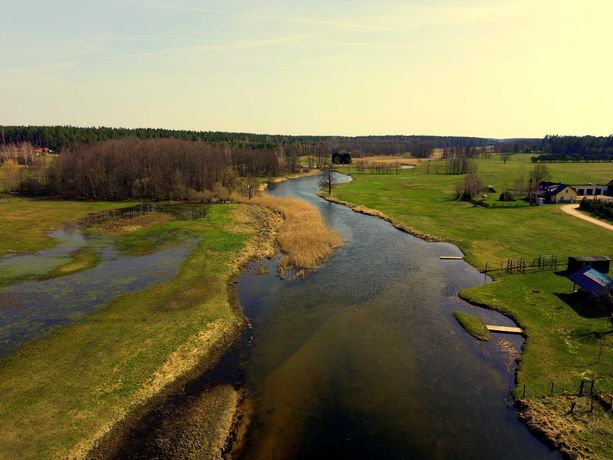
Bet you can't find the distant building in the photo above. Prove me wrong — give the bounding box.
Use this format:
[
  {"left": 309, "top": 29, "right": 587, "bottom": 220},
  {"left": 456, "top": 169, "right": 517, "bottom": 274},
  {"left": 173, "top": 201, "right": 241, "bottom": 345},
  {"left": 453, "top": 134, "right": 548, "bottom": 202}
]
[
  {"left": 573, "top": 183, "right": 608, "bottom": 197},
  {"left": 536, "top": 182, "right": 577, "bottom": 204},
  {"left": 331, "top": 151, "right": 352, "bottom": 165}
]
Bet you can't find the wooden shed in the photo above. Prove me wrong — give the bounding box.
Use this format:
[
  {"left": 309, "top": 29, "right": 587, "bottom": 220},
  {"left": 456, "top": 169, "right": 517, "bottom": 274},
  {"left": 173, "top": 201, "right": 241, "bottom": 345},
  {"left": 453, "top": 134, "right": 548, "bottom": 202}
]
[{"left": 568, "top": 256, "right": 611, "bottom": 274}]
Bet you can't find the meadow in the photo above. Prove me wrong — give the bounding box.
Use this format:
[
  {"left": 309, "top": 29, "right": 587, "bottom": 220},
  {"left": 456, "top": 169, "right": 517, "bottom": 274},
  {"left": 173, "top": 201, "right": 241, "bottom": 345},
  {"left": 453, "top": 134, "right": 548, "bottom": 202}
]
[
  {"left": 334, "top": 156, "right": 613, "bottom": 268},
  {"left": 0, "top": 202, "right": 270, "bottom": 458},
  {"left": 0, "top": 197, "right": 127, "bottom": 255}
]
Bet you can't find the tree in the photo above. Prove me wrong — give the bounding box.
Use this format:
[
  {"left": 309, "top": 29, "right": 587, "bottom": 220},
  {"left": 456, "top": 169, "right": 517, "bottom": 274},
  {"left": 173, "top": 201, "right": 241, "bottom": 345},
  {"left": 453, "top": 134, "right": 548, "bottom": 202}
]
[
  {"left": 242, "top": 175, "right": 260, "bottom": 199},
  {"left": 319, "top": 163, "right": 336, "bottom": 196},
  {"left": 0, "top": 159, "right": 20, "bottom": 193},
  {"left": 461, "top": 169, "right": 483, "bottom": 200},
  {"left": 529, "top": 164, "right": 551, "bottom": 186},
  {"left": 501, "top": 152, "right": 512, "bottom": 164}
]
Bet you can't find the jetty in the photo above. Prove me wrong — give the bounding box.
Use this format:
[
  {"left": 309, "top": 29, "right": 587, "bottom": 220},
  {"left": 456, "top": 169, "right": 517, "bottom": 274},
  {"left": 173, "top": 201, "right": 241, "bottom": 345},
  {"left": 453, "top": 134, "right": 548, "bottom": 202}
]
[
  {"left": 439, "top": 256, "right": 464, "bottom": 260},
  {"left": 485, "top": 325, "right": 523, "bottom": 334}
]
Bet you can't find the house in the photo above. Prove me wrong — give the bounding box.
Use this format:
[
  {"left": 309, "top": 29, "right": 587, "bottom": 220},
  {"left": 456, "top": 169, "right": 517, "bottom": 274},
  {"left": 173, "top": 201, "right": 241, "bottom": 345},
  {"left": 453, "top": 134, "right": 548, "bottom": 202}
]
[
  {"left": 535, "top": 182, "right": 577, "bottom": 204},
  {"left": 573, "top": 183, "right": 608, "bottom": 197}
]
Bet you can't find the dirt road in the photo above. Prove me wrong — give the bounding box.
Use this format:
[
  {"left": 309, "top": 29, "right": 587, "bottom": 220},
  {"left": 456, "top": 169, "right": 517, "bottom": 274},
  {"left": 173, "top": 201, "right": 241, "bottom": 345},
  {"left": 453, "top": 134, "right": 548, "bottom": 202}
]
[{"left": 560, "top": 204, "right": 613, "bottom": 231}]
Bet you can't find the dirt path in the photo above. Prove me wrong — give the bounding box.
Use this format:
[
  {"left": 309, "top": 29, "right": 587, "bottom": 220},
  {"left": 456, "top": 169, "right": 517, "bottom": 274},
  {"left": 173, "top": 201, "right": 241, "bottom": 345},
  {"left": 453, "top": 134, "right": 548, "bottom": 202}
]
[{"left": 560, "top": 204, "right": 613, "bottom": 231}]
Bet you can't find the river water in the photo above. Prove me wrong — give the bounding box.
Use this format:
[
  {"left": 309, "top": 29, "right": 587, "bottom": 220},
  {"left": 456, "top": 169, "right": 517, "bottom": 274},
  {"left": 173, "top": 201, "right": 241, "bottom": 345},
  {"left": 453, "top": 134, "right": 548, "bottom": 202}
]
[{"left": 234, "top": 174, "right": 558, "bottom": 459}]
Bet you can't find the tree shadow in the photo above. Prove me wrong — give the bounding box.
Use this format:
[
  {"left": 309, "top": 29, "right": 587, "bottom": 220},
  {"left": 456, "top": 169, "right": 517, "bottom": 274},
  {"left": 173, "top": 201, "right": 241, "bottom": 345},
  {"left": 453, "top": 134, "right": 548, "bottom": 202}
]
[{"left": 556, "top": 291, "right": 612, "bottom": 319}]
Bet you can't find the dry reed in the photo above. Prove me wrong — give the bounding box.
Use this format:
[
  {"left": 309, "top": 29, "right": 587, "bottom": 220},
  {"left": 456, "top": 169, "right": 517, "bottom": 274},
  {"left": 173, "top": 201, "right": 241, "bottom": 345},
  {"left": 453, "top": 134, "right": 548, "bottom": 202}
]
[{"left": 248, "top": 195, "right": 343, "bottom": 272}]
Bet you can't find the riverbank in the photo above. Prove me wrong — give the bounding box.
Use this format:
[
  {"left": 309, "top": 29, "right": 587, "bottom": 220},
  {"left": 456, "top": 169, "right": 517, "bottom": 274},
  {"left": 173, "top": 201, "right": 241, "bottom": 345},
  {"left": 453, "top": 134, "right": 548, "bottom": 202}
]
[
  {"left": 328, "top": 161, "right": 613, "bottom": 459},
  {"left": 0, "top": 203, "right": 281, "bottom": 458}
]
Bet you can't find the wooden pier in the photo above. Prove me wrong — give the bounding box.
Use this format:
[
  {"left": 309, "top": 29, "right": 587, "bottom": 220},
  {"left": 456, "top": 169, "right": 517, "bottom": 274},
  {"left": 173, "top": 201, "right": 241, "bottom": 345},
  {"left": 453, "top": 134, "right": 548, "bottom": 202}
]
[
  {"left": 439, "top": 256, "right": 464, "bottom": 260},
  {"left": 485, "top": 325, "right": 523, "bottom": 334}
]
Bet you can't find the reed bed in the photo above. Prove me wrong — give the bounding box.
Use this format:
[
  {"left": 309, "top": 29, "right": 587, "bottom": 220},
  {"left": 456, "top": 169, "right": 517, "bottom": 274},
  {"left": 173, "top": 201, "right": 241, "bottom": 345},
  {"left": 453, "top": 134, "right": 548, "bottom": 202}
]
[{"left": 248, "top": 195, "right": 343, "bottom": 272}]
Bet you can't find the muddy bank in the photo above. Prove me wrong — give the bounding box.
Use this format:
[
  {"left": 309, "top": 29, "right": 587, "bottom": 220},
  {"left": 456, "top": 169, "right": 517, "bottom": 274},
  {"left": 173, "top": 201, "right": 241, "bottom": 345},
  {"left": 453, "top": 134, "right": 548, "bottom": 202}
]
[
  {"left": 517, "top": 396, "right": 613, "bottom": 460},
  {"left": 88, "top": 205, "right": 282, "bottom": 459}
]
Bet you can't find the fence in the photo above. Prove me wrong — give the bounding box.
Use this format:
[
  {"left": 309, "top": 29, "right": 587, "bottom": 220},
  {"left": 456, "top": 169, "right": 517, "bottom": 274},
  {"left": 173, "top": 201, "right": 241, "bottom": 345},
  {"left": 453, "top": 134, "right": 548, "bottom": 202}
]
[
  {"left": 509, "top": 379, "right": 613, "bottom": 413},
  {"left": 483, "top": 255, "right": 567, "bottom": 276}
]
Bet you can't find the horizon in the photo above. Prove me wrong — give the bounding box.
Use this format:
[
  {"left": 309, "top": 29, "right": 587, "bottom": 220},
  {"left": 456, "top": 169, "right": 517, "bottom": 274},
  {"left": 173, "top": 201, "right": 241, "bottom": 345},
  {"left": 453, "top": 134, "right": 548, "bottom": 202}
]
[{"left": 2, "top": 1, "right": 612, "bottom": 137}]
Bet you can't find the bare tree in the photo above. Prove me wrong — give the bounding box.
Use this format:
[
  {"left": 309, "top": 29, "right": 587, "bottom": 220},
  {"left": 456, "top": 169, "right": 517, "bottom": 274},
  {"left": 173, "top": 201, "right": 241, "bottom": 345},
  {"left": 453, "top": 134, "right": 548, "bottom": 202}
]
[
  {"left": 530, "top": 164, "right": 551, "bottom": 185},
  {"left": 462, "top": 169, "right": 483, "bottom": 200},
  {"left": 319, "top": 163, "right": 336, "bottom": 196}
]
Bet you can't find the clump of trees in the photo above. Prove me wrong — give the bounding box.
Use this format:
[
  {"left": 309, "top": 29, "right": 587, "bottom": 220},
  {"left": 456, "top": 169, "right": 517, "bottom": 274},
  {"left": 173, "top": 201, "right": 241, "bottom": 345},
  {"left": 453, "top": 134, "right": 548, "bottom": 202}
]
[
  {"left": 454, "top": 163, "right": 483, "bottom": 201},
  {"left": 580, "top": 198, "right": 613, "bottom": 220},
  {"left": 537, "top": 135, "right": 613, "bottom": 162},
  {"left": 446, "top": 157, "right": 475, "bottom": 175},
  {"left": 0, "top": 142, "right": 38, "bottom": 165},
  {"left": 4, "top": 138, "right": 294, "bottom": 201}
]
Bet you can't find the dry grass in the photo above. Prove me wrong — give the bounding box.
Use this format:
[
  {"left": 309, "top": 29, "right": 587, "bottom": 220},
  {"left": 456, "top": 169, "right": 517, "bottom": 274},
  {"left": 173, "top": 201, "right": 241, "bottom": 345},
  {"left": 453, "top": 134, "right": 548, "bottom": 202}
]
[
  {"left": 518, "top": 395, "right": 613, "bottom": 459},
  {"left": 353, "top": 155, "right": 416, "bottom": 166},
  {"left": 247, "top": 195, "right": 343, "bottom": 272},
  {"left": 89, "top": 212, "right": 171, "bottom": 233}
]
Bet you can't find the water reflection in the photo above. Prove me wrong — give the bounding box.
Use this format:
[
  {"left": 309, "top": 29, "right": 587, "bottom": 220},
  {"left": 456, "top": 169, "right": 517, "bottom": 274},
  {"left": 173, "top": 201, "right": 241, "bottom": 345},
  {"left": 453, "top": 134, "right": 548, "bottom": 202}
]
[{"left": 237, "top": 174, "right": 558, "bottom": 459}]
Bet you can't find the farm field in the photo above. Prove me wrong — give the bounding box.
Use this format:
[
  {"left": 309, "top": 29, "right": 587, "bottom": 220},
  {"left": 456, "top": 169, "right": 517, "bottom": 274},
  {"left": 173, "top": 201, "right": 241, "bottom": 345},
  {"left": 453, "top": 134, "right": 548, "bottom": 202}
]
[{"left": 333, "top": 156, "right": 613, "bottom": 268}]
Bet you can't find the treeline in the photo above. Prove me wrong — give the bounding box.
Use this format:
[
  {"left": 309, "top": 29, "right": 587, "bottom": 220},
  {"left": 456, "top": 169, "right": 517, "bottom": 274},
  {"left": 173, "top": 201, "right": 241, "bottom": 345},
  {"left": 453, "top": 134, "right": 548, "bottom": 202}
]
[
  {"left": 537, "top": 135, "right": 613, "bottom": 162},
  {"left": 0, "top": 125, "right": 491, "bottom": 157},
  {"left": 2, "top": 139, "right": 292, "bottom": 201},
  {"left": 325, "top": 136, "right": 491, "bottom": 157}
]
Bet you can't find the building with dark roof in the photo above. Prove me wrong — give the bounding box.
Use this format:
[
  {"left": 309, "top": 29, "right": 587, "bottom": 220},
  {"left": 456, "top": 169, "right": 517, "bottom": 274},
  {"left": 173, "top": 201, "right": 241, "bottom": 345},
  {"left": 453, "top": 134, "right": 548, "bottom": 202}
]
[{"left": 536, "top": 182, "right": 577, "bottom": 204}]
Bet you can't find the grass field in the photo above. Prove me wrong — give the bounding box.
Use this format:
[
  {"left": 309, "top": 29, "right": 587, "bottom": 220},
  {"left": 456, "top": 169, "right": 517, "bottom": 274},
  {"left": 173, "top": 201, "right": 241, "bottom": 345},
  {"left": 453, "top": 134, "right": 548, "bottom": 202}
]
[
  {"left": 333, "top": 156, "right": 613, "bottom": 268},
  {"left": 0, "top": 203, "right": 268, "bottom": 458},
  {"left": 0, "top": 197, "right": 128, "bottom": 255},
  {"left": 332, "top": 155, "right": 613, "bottom": 457}
]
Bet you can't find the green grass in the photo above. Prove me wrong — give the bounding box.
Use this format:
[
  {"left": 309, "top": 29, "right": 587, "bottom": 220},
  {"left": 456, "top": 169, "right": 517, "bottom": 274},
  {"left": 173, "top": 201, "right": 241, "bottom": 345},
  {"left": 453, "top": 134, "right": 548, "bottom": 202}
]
[
  {"left": 48, "top": 248, "right": 101, "bottom": 277},
  {"left": 461, "top": 273, "right": 613, "bottom": 395},
  {"left": 0, "top": 197, "right": 128, "bottom": 255},
  {"left": 0, "top": 204, "right": 255, "bottom": 458},
  {"left": 334, "top": 157, "right": 613, "bottom": 268},
  {"left": 453, "top": 311, "right": 490, "bottom": 341}
]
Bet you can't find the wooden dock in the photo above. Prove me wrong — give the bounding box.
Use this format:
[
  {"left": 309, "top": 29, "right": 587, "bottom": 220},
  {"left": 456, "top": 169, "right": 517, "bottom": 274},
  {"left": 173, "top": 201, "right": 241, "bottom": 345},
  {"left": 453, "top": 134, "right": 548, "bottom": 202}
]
[
  {"left": 485, "top": 325, "right": 523, "bottom": 334},
  {"left": 439, "top": 256, "right": 464, "bottom": 260}
]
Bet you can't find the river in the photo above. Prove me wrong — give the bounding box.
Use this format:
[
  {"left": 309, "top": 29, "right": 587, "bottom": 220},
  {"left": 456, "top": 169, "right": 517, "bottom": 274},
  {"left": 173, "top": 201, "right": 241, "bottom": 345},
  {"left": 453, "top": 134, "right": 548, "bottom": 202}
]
[{"left": 110, "top": 173, "right": 560, "bottom": 459}]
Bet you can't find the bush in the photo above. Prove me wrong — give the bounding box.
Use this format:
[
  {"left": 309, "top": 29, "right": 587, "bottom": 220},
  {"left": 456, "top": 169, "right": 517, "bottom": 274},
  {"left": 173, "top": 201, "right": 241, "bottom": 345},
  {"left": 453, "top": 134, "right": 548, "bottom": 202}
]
[
  {"left": 499, "top": 190, "right": 515, "bottom": 202},
  {"left": 579, "top": 198, "right": 613, "bottom": 220}
]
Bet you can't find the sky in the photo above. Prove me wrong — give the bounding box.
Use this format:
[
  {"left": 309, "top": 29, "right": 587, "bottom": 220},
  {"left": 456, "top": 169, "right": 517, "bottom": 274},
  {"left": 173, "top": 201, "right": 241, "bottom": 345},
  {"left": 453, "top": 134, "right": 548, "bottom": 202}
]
[{"left": 1, "top": 0, "right": 612, "bottom": 138}]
